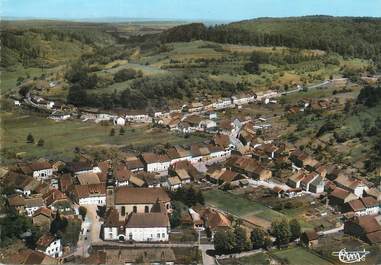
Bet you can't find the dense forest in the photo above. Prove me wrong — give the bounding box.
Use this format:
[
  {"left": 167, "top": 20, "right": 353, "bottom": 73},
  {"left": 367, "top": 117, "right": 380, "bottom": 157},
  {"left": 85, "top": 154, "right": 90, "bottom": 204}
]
[
  {"left": 0, "top": 25, "right": 116, "bottom": 68},
  {"left": 160, "top": 16, "right": 381, "bottom": 69}
]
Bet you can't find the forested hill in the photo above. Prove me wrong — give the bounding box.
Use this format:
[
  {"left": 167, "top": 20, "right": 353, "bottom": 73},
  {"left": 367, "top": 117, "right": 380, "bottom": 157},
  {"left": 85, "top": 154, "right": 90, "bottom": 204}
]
[{"left": 160, "top": 16, "right": 381, "bottom": 68}]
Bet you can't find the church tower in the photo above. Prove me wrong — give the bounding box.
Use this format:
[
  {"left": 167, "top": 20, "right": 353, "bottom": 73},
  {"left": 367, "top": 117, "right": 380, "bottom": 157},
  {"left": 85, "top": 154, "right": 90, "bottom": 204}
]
[{"left": 106, "top": 166, "right": 115, "bottom": 209}]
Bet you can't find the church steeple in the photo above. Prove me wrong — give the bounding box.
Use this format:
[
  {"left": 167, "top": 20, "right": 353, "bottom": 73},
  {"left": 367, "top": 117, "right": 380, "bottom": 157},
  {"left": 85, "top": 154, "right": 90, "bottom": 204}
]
[{"left": 106, "top": 163, "right": 115, "bottom": 209}]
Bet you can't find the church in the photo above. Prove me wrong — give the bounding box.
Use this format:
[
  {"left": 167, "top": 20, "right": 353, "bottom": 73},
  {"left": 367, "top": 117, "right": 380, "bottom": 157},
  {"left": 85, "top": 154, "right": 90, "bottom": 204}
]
[{"left": 102, "top": 168, "right": 171, "bottom": 242}]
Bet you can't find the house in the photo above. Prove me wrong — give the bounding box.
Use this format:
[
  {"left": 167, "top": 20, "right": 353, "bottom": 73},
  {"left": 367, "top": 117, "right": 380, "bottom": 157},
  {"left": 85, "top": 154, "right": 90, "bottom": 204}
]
[
  {"left": 287, "top": 172, "right": 306, "bottom": 188},
  {"left": 49, "top": 111, "right": 71, "bottom": 121},
  {"left": 59, "top": 173, "right": 72, "bottom": 193},
  {"left": 200, "top": 208, "right": 231, "bottom": 240},
  {"left": 125, "top": 156, "right": 145, "bottom": 172},
  {"left": 32, "top": 207, "right": 52, "bottom": 227},
  {"left": 11, "top": 249, "right": 59, "bottom": 265},
  {"left": 218, "top": 119, "right": 234, "bottom": 134},
  {"left": 284, "top": 188, "right": 303, "bottom": 198},
  {"left": 76, "top": 172, "right": 101, "bottom": 185},
  {"left": 239, "top": 130, "right": 257, "bottom": 147},
  {"left": 300, "top": 172, "right": 319, "bottom": 192},
  {"left": 125, "top": 210, "right": 170, "bottom": 242},
  {"left": 27, "top": 162, "right": 53, "bottom": 181},
  {"left": 140, "top": 153, "right": 171, "bottom": 173},
  {"left": 72, "top": 183, "right": 106, "bottom": 205},
  {"left": 199, "top": 119, "right": 217, "bottom": 132},
  {"left": 66, "top": 161, "right": 94, "bottom": 175},
  {"left": 166, "top": 176, "right": 182, "bottom": 190},
  {"left": 329, "top": 187, "right": 358, "bottom": 207},
  {"left": 114, "top": 117, "right": 126, "bottom": 126},
  {"left": 289, "top": 150, "right": 317, "bottom": 170},
  {"left": 36, "top": 234, "right": 62, "bottom": 258},
  {"left": 113, "top": 165, "right": 132, "bottom": 187},
  {"left": 7, "top": 194, "right": 25, "bottom": 213},
  {"left": 301, "top": 230, "right": 319, "bottom": 248},
  {"left": 213, "top": 98, "right": 234, "bottom": 110},
  {"left": 212, "top": 134, "right": 231, "bottom": 149},
  {"left": 170, "top": 160, "right": 203, "bottom": 183},
  {"left": 344, "top": 216, "right": 381, "bottom": 244},
  {"left": 125, "top": 114, "right": 152, "bottom": 123},
  {"left": 365, "top": 188, "right": 381, "bottom": 201},
  {"left": 166, "top": 145, "right": 192, "bottom": 165},
  {"left": 42, "top": 189, "right": 71, "bottom": 212},
  {"left": 25, "top": 196, "right": 45, "bottom": 216},
  {"left": 309, "top": 176, "right": 325, "bottom": 194},
  {"left": 189, "top": 208, "right": 204, "bottom": 230},
  {"left": 334, "top": 175, "right": 368, "bottom": 197},
  {"left": 227, "top": 156, "right": 271, "bottom": 180},
  {"left": 345, "top": 197, "right": 379, "bottom": 216}
]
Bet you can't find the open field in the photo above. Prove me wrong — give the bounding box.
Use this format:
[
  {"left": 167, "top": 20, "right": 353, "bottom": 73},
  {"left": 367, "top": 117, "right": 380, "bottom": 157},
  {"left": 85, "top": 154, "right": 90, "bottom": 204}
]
[
  {"left": 271, "top": 247, "right": 334, "bottom": 265},
  {"left": 0, "top": 111, "right": 208, "bottom": 162},
  {"left": 219, "top": 252, "right": 271, "bottom": 265},
  {"left": 203, "top": 189, "right": 284, "bottom": 222},
  {"left": 0, "top": 66, "right": 45, "bottom": 95}
]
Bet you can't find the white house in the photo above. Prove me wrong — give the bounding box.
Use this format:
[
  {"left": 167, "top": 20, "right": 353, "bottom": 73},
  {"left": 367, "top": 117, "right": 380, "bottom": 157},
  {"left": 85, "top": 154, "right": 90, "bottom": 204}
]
[
  {"left": 213, "top": 98, "right": 234, "bottom": 110},
  {"left": 73, "top": 184, "right": 106, "bottom": 205},
  {"left": 36, "top": 234, "right": 62, "bottom": 258},
  {"left": 125, "top": 114, "right": 152, "bottom": 123},
  {"left": 25, "top": 197, "right": 45, "bottom": 217},
  {"left": 29, "top": 162, "right": 53, "bottom": 180},
  {"left": 140, "top": 153, "right": 171, "bottom": 173},
  {"left": 14, "top": 100, "right": 21, "bottom": 106},
  {"left": 46, "top": 102, "right": 55, "bottom": 109},
  {"left": 198, "top": 119, "right": 217, "bottom": 132},
  {"left": 114, "top": 117, "right": 126, "bottom": 126},
  {"left": 125, "top": 212, "right": 170, "bottom": 242}
]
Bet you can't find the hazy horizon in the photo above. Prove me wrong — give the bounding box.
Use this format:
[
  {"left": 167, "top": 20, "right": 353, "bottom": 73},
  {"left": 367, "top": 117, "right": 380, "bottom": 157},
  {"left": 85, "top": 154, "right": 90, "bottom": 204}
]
[{"left": 2, "top": 0, "right": 381, "bottom": 22}]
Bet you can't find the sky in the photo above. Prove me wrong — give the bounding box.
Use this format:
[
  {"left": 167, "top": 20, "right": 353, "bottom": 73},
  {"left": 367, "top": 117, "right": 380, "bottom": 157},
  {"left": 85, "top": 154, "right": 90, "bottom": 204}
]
[{"left": 2, "top": 0, "right": 381, "bottom": 21}]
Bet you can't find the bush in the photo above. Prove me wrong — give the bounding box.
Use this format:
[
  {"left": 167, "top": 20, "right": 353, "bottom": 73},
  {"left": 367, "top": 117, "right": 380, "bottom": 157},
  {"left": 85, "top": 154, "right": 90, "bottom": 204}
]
[
  {"left": 26, "top": 133, "right": 34, "bottom": 143},
  {"left": 114, "top": 68, "right": 139, "bottom": 82}
]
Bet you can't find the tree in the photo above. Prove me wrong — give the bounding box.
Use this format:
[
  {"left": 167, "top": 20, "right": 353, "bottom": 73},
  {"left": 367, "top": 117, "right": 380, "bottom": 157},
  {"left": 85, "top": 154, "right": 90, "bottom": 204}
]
[
  {"left": 119, "top": 127, "right": 125, "bottom": 135},
  {"left": 214, "top": 230, "right": 236, "bottom": 254},
  {"left": 251, "top": 227, "right": 267, "bottom": 249},
  {"left": 37, "top": 139, "right": 44, "bottom": 147},
  {"left": 114, "top": 68, "right": 138, "bottom": 82},
  {"left": 110, "top": 128, "right": 115, "bottom": 136},
  {"left": 78, "top": 206, "right": 87, "bottom": 221},
  {"left": 234, "top": 226, "right": 250, "bottom": 252},
  {"left": 271, "top": 218, "right": 291, "bottom": 247},
  {"left": 169, "top": 204, "right": 181, "bottom": 228},
  {"left": 26, "top": 133, "right": 34, "bottom": 143},
  {"left": 50, "top": 211, "right": 68, "bottom": 234},
  {"left": 289, "top": 219, "right": 301, "bottom": 240}
]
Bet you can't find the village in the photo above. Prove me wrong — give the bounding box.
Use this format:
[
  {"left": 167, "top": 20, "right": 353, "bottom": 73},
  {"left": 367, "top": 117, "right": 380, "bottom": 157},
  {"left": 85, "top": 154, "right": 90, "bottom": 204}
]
[{"left": 1, "top": 75, "right": 380, "bottom": 265}]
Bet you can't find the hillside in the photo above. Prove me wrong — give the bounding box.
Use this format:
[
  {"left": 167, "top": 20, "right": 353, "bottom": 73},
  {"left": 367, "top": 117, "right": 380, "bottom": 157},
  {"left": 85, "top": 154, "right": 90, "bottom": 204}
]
[{"left": 160, "top": 16, "right": 381, "bottom": 69}]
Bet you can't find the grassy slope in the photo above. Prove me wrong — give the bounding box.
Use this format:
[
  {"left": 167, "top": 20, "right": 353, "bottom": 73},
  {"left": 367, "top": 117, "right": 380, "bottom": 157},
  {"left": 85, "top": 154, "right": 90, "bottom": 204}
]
[
  {"left": 0, "top": 111, "right": 207, "bottom": 162},
  {"left": 203, "top": 189, "right": 284, "bottom": 221},
  {"left": 271, "top": 247, "right": 333, "bottom": 265}
]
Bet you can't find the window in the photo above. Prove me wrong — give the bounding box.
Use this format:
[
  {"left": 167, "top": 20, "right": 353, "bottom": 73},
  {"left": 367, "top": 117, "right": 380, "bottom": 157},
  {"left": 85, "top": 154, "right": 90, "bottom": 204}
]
[
  {"left": 162, "top": 233, "right": 165, "bottom": 238},
  {"left": 145, "top": 206, "right": 149, "bottom": 213},
  {"left": 121, "top": 206, "right": 126, "bottom": 216},
  {"left": 157, "top": 233, "right": 160, "bottom": 238},
  {"left": 129, "top": 233, "right": 133, "bottom": 240},
  {"left": 133, "top": 206, "right": 137, "bottom": 213}
]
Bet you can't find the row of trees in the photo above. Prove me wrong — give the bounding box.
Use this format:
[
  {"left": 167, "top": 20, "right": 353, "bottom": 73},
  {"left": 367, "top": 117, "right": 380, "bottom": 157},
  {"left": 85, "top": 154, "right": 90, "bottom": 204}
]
[
  {"left": 66, "top": 73, "right": 248, "bottom": 110},
  {"left": 214, "top": 218, "right": 301, "bottom": 254}
]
